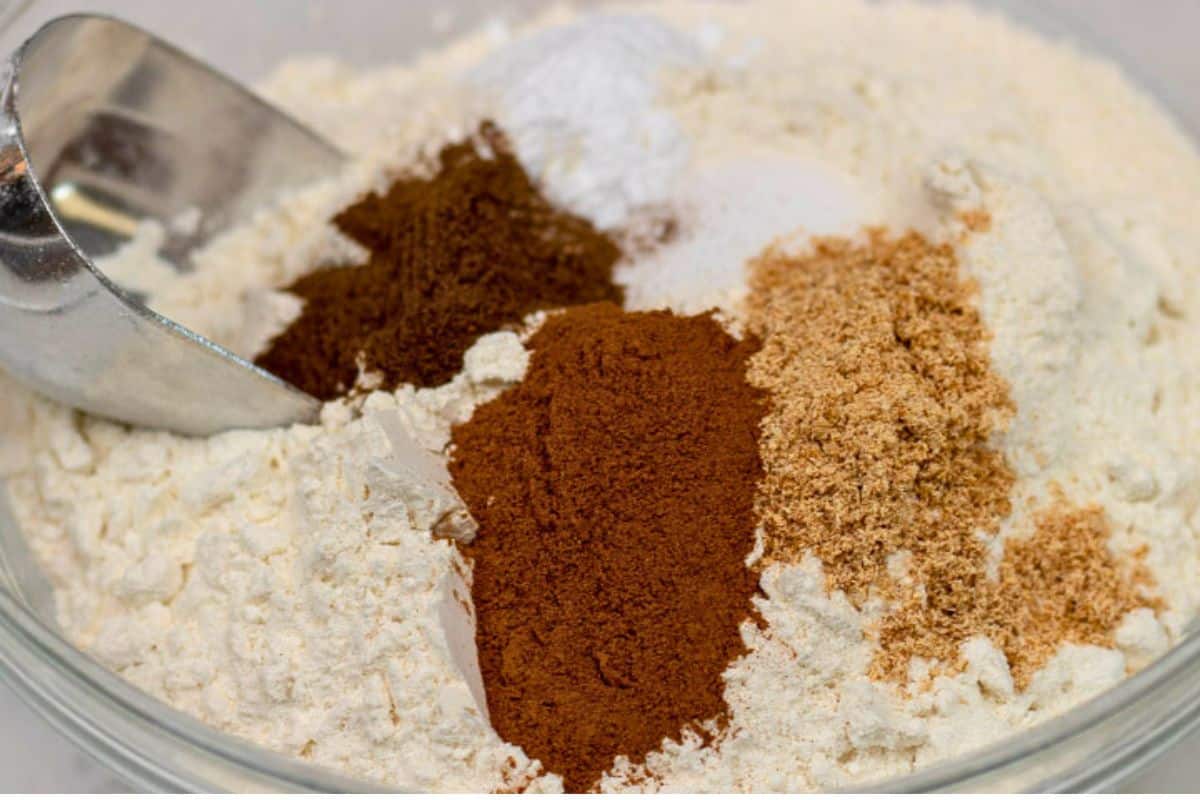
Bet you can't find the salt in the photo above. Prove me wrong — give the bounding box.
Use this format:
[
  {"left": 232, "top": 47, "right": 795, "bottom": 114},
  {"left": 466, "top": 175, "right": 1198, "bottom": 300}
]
[{"left": 618, "top": 155, "right": 868, "bottom": 315}]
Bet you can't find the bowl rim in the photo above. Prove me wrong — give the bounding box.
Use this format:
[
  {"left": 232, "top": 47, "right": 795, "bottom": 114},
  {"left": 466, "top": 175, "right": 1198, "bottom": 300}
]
[{"left": 5, "top": 554, "right": 1200, "bottom": 792}]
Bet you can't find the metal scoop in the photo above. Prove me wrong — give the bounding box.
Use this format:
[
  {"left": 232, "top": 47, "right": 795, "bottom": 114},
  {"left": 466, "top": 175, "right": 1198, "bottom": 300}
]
[{"left": 0, "top": 14, "right": 338, "bottom": 435}]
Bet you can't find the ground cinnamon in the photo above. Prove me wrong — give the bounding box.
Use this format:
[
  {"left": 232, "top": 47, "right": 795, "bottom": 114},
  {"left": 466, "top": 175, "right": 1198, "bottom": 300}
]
[
  {"left": 450, "top": 303, "right": 765, "bottom": 791},
  {"left": 256, "top": 122, "right": 623, "bottom": 399}
]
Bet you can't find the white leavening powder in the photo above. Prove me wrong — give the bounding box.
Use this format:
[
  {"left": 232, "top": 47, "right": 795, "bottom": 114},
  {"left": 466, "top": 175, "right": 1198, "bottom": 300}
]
[
  {"left": 470, "top": 14, "right": 702, "bottom": 230},
  {"left": 1, "top": 0, "right": 1199, "bottom": 792}
]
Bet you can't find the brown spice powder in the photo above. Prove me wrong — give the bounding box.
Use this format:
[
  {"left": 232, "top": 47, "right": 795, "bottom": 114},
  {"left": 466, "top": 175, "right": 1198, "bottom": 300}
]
[
  {"left": 747, "top": 231, "right": 1014, "bottom": 597},
  {"left": 747, "top": 230, "right": 1155, "bottom": 686},
  {"left": 255, "top": 122, "right": 623, "bottom": 400},
  {"left": 450, "top": 303, "right": 765, "bottom": 791},
  {"left": 990, "top": 504, "right": 1159, "bottom": 683},
  {"left": 875, "top": 501, "right": 1158, "bottom": 686}
]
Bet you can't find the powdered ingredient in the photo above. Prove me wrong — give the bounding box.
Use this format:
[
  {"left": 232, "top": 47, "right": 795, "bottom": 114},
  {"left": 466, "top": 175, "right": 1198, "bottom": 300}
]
[
  {"left": 984, "top": 503, "right": 1159, "bottom": 685},
  {"left": 748, "top": 230, "right": 1014, "bottom": 596},
  {"left": 0, "top": 333, "right": 546, "bottom": 791},
  {"left": 470, "top": 15, "right": 702, "bottom": 230},
  {"left": 450, "top": 303, "right": 765, "bottom": 791},
  {"left": 256, "top": 122, "right": 623, "bottom": 399},
  {"left": 747, "top": 230, "right": 1154, "bottom": 685},
  {"left": 4, "top": 0, "right": 1199, "bottom": 792}
]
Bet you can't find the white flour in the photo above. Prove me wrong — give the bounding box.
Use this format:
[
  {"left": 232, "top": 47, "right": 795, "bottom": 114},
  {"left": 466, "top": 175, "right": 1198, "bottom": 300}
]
[
  {"left": 1, "top": 0, "right": 1199, "bottom": 792},
  {"left": 0, "top": 332, "right": 551, "bottom": 792}
]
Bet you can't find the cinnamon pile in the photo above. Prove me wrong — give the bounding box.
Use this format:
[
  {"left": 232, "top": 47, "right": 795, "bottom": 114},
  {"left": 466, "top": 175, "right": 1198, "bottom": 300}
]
[
  {"left": 256, "top": 122, "right": 623, "bottom": 399},
  {"left": 450, "top": 303, "right": 765, "bottom": 791}
]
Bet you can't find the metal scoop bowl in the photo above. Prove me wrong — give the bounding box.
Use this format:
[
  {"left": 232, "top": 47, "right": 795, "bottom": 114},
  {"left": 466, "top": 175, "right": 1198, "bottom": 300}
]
[{"left": 0, "top": 14, "right": 339, "bottom": 435}]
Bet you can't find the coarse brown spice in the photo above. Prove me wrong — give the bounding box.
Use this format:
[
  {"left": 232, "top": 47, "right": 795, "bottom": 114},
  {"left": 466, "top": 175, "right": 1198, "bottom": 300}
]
[
  {"left": 747, "top": 231, "right": 1014, "bottom": 598},
  {"left": 450, "top": 303, "right": 765, "bottom": 792},
  {"left": 256, "top": 122, "right": 623, "bottom": 399},
  {"left": 989, "top": 503, "right": 1159, "bottom": 684},
  {"left": 747, "top": 229, "right": 1156, "bottom": 686},
  {"left": 876, "top": 500, "right": 1158, "bottom": 686}
]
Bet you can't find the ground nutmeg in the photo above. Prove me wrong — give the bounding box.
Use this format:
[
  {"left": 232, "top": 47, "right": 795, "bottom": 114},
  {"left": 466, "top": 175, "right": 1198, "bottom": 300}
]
[
  {"left": 449, "top": 303, "right": 766, "bottom": 791},
  {"left": 747, "top": 229, "right": 1156, "bottom": 686}
]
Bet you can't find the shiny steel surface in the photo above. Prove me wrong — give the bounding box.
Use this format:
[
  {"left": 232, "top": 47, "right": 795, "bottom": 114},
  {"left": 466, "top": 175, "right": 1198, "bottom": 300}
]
[{"left": 0, "top": 14, "right": 335, "bottom": 435}]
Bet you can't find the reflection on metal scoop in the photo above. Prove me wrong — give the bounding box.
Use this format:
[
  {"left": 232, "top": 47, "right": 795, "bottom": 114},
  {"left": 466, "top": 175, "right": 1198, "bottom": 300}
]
[{"left": 0, "top": 14, "right": 341, "bottom": 435}]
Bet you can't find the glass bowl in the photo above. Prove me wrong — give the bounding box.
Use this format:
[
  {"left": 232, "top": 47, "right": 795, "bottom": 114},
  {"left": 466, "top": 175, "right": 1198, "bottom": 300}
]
[{"left": 1, "top": 0, "right": 1199, "bottom": 791}]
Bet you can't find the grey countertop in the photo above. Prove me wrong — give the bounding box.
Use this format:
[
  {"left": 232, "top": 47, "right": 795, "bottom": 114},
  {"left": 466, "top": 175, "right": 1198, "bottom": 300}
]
[{"left": 0, "top": 680, "right": 133, "bottom": 793}]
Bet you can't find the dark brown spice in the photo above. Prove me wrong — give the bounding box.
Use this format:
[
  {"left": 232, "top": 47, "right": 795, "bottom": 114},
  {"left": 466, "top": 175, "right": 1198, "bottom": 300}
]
[
  {"left": 255, "top": 122, "right": 624, "bottom": 399},
  {"left": 450, "top": 303, "right": 765, "bottom": 791}
]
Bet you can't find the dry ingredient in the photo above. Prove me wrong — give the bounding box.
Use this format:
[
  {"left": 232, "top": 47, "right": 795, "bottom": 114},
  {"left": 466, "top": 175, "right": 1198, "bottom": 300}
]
[
  {"left": 255, "top": 122, "right": 623, "bottom": 399},
  {"left": 616, "top": 156, "right": 868, "bottom": 315},
  {"left": 747, "top": 230, "right": 1015, "bottom": 598},
  {"left": 0, "top": 332, "right": 546, "bottom": 791},
  {"left": 450, "top": 303, "right": 765, "bottom": 791},
  {"left": 470, "top": 15, "right": 702, "bottom": 230},
  {"left": 879, "top": 498, "right": 1157, "bottom": 687},
  {"left": 746, "top": 230, "right": 1156, "bottom": 686},
  {"left": 982, "top": 502, "right": 1160, "bottom": 685},
  {"left": 0, "top": 0, "right": 1197, "bottom": 793}
]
